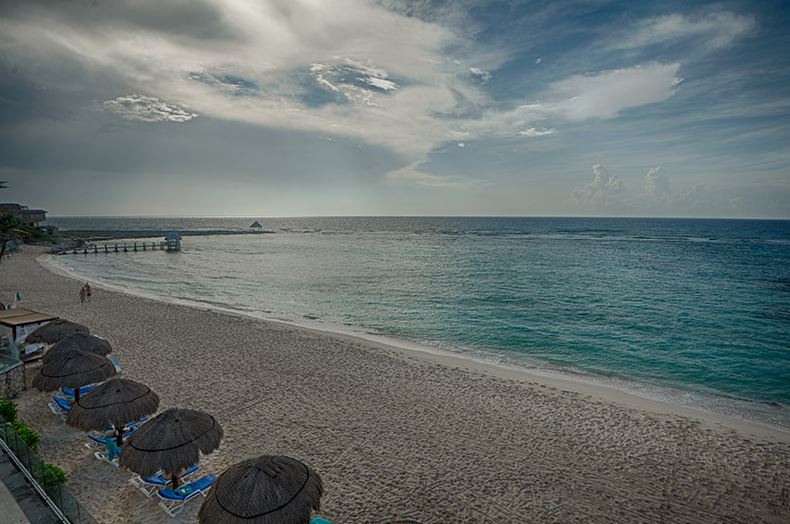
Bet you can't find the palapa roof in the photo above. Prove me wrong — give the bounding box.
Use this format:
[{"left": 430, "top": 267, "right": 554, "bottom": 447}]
[
  {"left": 66, "top": 378, "right": 159, "bottom": 431},
  {"left": 43, "top": 333, "right": 112, "bottom": 365},
  {"left": 198, "top": 455, "right": 323, "bottom": 524},
  {"left": 32, "top": 350, "right": 116, "bottom": 391},
  {"left": 250, "top": 221, "right": 262, "bottom": 228},
  {"left": 24, "top": 318, "right": 89, "bottom": 344},
  {"left": 120, "top": 408, "right": 223, "bottom": 476},
  {"left": 0, "top": 309, "right": 57, "bottom": 328}
]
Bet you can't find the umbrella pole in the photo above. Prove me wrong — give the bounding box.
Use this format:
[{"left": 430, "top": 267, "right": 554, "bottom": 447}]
[
  {"left": 115, "top": 427, "right": 124, "bottom": 447},
  {"left": 170, "top": 472, "right": 180, "bottom": 489},
  {"left": 74, "top": 387, "right": 80, "bottom": 402}
]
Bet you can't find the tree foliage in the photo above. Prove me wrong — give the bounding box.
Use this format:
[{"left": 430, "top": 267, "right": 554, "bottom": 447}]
[
  {"left": 0, "top": 213, "right": 32, "bottom": 262},
  {"left": 10, "top": 419, "right": 41, "bottom": 451},
  {"left": 0, "top": 399, "right": 17, "bottom": 422}
]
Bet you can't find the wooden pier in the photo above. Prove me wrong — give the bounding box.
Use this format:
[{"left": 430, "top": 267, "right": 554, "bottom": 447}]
[{"left": 58, "top": 232, "right": 182, "bottom": 255}]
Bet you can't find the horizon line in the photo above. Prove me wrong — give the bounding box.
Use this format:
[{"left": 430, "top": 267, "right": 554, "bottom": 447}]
[{"left": 44, "top": 214, "right": 790, "bottom": 221}]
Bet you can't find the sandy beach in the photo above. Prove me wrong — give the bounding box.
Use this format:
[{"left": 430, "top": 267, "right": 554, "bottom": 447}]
[{"left": 1, "top": 246, "right": 789, "bottom": 523}]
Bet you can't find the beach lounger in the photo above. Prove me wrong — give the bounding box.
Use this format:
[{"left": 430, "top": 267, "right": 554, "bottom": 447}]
[
  {"left": 157, "top": 474, "right": 217, "bottom": 517},
  {"left": 108, "top": 354, "right": 122, "bottom": 374},
  {"left": 94, "top": 450, "right": 119, "bottom": 468},
  {"left": 21, "top": 342, "right": 47, "bottom": 363},
  {"left": 84, "top": 417, "right": 149, "bottom": 449},
  {"left": 85, "top": 433, "right": 107, "bottom": 448},
  {"left": 47, "top": 396, "right": 72, "bottom": 416},
  {"left": 59, "top": 384, "right": 97, "bottom": 397},
  {"left": 129, "top": 464, "right": 200, "bottom": 498}
]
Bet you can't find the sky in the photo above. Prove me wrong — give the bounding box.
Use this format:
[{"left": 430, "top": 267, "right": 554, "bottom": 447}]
[{"left": 0, "top": 0, "right": 789, "bottom": 218}]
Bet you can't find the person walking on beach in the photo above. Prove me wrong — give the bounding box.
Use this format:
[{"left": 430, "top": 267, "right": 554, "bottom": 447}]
[
  {"left": 84, "top": 282, "right": 92, "bottom": 302},
  {"left": 79, "top": 285, "right": 87, "bottom": 304}
]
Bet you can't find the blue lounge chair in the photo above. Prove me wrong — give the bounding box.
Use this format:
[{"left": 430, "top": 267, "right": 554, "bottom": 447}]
[
  {"left": 85, "top": 418, "right": 149, "bottom": 449},
  {"left": 94, "top": 449, "right": 120, "bottom": 468},
  {"left": 108, "top": 355, "right": 122, "bottom": 374},
  {"left": 59, "top": 384, "right": 97, "bottom": 397},
  {"left": 157, "top": 474, "right": 217, "bottom": 517},
  {"left": 129, "top": 416, "right": 149, "bottom": 428},
  {"left": 48, "top": 396, "right": 72, "bottom": 416},
  {"left": 129, "top": 464, "right": 200, "bottom": 498},
  {"left": 85, "top": 433, "right": 107, "bottom": 447}
]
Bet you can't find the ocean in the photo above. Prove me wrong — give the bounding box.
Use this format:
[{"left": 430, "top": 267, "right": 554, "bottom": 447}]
[{"left": 45, "top": 217, "right": 790, "bottom": 427}]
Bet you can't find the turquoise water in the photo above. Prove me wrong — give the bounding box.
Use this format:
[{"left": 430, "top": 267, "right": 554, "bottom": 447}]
[{"left": 47, "top": 217, "right": 790, "bottom": 424}]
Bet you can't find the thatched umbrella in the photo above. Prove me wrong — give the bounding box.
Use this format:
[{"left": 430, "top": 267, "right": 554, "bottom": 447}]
[
  {"left": 198, "top": 455, "right": 324, "bottom": 524},
  {"left": 66, "top": 378, "right": 159, "bottom": 445},
  {"left": 25, "top": 319, "right": 89, "bottom": 345},
  {"left": 43, "top": 333, "right": 111, "bottom": 365},
  {"left": 120, "top": 408, "right": 223, "bottom": 488},
  {"left": 32, "top": 350, "right": 116, "bottom": 401}
]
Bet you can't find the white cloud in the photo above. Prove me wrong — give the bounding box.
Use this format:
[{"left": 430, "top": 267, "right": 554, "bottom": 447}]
[
  {"left": 386, "top": 162, "right": 486, "bottom": 189},
  {"left": 612, "top": 11, "right": 756, "bottom": 52},
  {"left": 102, "top": 95, "right": 197, "bottom": 123},
  {"left": 644, "top": 166, "right": 671, "bottom": 199},
  {"left": 539, "top": 63, "right": 682, "bottom": 121},
  {"left": 366, "top": 77, "right": 399, "bottom": 91},
  {"left": 461, "top": 63, "right": 681, "bottom": 140},
  {"left": 571, "top": 164, "right": 625, "bottom": 207},
  {"left": 642, "top": 167, "right": 706, "bottom": 210},
  {"left": 517, "top": 127, "right": 556, "bottom": 137},
  {"left": 469, "top": 67, "right": 492, "bottom": 83},
  {"left": 310, "top": 58, "right": 400, "bottom": 106}
]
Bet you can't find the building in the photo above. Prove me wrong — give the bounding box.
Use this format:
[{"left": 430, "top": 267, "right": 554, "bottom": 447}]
[
  {"left": 164, "top": 231, "right": 182, "bottom": 252},
  {"left": 250, "top": 220, "right": 263, "bottom": 231},
  {"left": 0, "top": 203, "right": 48, "bottom": 228}
]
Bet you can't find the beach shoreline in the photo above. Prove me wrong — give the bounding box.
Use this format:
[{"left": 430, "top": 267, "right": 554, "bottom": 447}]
[
  {"left": 2, "top": 246, "right": 789, "bottom": 523},
  {"left": 40, "top": 251, "right": 790, "bottom": 443}
]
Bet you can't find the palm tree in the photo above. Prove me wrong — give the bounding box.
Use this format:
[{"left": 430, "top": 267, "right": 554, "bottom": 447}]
[{"left": 0, "top": 214, "right": 28, "bottom": 263}]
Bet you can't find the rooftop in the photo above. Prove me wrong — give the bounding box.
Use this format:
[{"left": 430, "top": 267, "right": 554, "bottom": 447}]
[{"left": 0, "top": 309, "right": 58, "bottom": 328}]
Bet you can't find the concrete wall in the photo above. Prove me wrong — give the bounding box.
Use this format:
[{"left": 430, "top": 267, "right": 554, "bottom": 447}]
[{"left": 0, "top": 363, "right": 25, "bottom": 398}]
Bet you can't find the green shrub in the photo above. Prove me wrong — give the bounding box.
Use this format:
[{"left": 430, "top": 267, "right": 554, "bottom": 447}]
[
  {"left": 10, "top": 419, "right": 40, "bottom": 451},
  {"left": 42, "top": 462, "right": 67, "bottom": 485},
  {"left": 0, "top": 399, "right": 16, "bottom": 422}
]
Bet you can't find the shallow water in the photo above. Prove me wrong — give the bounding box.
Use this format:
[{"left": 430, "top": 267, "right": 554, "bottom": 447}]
[{"left": 48, "top": 217, "right": 790, "bottom": 425}]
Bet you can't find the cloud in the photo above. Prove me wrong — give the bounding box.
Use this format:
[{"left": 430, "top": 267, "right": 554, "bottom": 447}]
[
  {"left": 469, "top": 67, "right": 491, "bottom": 83},
  {"left": 460, "top": 63, "right": 681, "bottom": 141},
  {"left": 0, "top": 2, "right": 689, "bottom": 190},
  {"left": 0, "top": 0, "right": 469, "bottom": 156},
  {"left": 644, "top": 166, "right": 671, "bottom": 199},
  {"left": 517, "top": 127, "right": 556, "bottom": 137},
  {"left": 307, "top": 58, "right": 401, "bottom": 109},
  {"left": 643, "top": 167, "right": 706, "bottom": 210},
  {"left": 612, "top": 11, "right": 756, "bottom": 52},
  {"left": 386, "top": 161, "right": 486, "bottom": 189},
  {"left": 102, "top": 95, "right": 198, "bottom": 123},
  {"left": 536, "top": 63, "right": 682, "bottom": 121},
  {"left": 571, "top": 164, "right": 624, "bottom": 207}
]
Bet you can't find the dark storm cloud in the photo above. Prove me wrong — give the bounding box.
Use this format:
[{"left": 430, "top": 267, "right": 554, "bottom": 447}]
[{"left": 0, "top": 0, "right": 236, "bottom": 41}]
